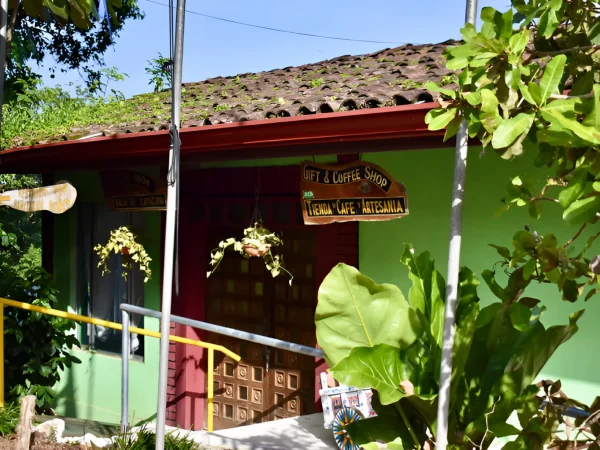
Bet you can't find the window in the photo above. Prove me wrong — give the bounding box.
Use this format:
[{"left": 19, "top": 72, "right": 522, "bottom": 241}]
[{"left": 78, "top": 203, "right": 145, "bottom": 357}]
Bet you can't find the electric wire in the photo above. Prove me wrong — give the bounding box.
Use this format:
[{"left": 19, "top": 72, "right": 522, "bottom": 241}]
[{"left": 144, "top": 0, "right": 404, "bottom": 45}]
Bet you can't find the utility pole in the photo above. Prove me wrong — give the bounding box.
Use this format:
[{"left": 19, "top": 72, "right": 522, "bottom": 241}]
[
  {"left": 434, "top": 1, "right": 477, "bottom": 449},
  {"left": 155, "top": 0, "right": 186, "bottom": 446},
  {"left": 0, "top": 0, "right": 9, "bottom": 138}
]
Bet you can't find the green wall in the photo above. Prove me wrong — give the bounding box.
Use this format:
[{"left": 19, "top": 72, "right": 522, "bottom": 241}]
[
  {"left": 51, "top": 149, "right": 600, "bottom": 423},
  {"left": 360, "top": 148, "right": 600, "bottom": 404},
  {"left": 52, "top": 170, "right": 162, "bottom": 425}
]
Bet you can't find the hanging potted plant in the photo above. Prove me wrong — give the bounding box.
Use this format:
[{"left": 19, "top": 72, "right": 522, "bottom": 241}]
[
  {"left": 207, "top": 221, "right": 293, "bottom": 284},
  {"left": 94, "top": 226, "right": 152, "bottom": 282}
]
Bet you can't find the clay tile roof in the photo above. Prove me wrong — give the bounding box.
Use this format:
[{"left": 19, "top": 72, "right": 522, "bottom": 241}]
[{"left": 7, "top": 40, "right": 459, "bottom": 148}]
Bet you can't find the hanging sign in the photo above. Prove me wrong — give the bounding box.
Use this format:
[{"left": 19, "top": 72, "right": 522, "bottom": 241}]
[
  {"left": 0, "top": 182, "right": 77, "bottom": 214},
  {"left": 100, "top": 171, "right": 167, "bottom": 211},
  {"left": 300, "top": 161, "right": 409, "bottom": 225}
]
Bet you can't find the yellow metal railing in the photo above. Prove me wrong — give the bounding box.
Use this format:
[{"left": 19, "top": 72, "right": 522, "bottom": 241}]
[{"left": 0, "top": 297, "right": 240, "bottom": 432}]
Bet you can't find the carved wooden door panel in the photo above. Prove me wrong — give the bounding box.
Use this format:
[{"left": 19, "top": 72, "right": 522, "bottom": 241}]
[
  {"left": 268, "top": 229, "right": 317, "bottom": 422},
  {"left": 205, "top": 201, "right": 316, "bottom": 430}
]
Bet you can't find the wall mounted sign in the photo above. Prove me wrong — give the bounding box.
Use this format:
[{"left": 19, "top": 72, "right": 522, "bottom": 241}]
[
  {"left": 0, "top": 182, "right": 77, "bottom": 214},
  {"left": 100, "top": 171, "right": 167, "bottom": 211},
  {"left": 300, "top": 161, "right": 409, "bottom": 225}
]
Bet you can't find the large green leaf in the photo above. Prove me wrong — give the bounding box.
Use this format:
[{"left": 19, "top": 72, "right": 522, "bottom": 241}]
[
  {"left": 539, "top": 55, "right": 566, "bottom": 104},
  {"left": 545, "top": 109, "right": 600, "bottom": 145},
  {"left": 509, "top": 29, "right": 530, "bottom": 55},
  {"left": 505, "top": 310, "right": 583, "bottom": 391},
  {"left": 492, "top": 113, "right": 535, "bottom": 149},
  {"left": 345, "top": 394, "right": 416, "bottom": 449},
  {"left": 451, "top": 303, "right": 478, "bottom": 404},
  {"left": 331, "top": 344, "right": 414, "bottom": 405},
  {"left": 562, "top": 196, "right": 600, "bottom": 225},
  {"left": 582, "top": 84, "right": 599, "bottom": 129},
  {"left": 425, "top": 108, "right": 458, "bottom": 131},
  {"left": 558, "top": 169, "right": 587, "bottom": 208},
  {"left": 315, "top": 264, "right": 421, "bottom": 366},
  {"left": 400, "top": 245, "right": 445, "bottom": 379},
  {"left": 480, "top": 89, "right": 501, "bottom": 133}
]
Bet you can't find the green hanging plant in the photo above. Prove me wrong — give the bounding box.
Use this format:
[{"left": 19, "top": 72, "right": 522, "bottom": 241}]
[
  {"left": 207, "top": 221, "right": 293, "bottom": 284},
  {"left": 93, "top": 226, "right": 152, "bottom": 283}
]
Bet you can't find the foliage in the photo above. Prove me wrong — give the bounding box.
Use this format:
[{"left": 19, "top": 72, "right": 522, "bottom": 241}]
[
  {"left": 94, "top": 226, "right": 152, "bottom": 282},
  {"left": 1, "top": 179, "right": 81, "bottom": 411},
  {"left": 6, "top": 0, "right": 143, "bottom": 99},
  {"left": 0, "top": 403, "right": 19, "bottom": 437},
  {"left": 425, "top": 0, "right": 600, "bottom": 303},
  {"left": 207, "top": 222, "right": 293, "bottom": 284},
  {"left": 112, "top": 425, "right": 199, "bottom": 450},
  {"left": 315, "top": 245, "right": 590, "bottom": 449},
  {"left": 145, "top": 52, "right": 173, "bottom": 93},
  {"left": 3, "top": 265, "right": 81, "bottom": 412},
  {"left": 1, "top": 77, "right": 132, "bottom": 149}
]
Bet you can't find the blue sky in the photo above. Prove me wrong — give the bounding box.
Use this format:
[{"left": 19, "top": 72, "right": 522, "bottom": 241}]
[{"left": 42, "top": 0, "right": 511, "bottom": 98}]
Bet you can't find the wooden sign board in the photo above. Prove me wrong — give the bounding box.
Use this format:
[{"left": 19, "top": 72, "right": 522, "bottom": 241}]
[
  {"left": 300, "top": 161, "right": 409, "bottom": 225},
  {"left": 100, "top": 171, "right": 167, "bottom": 211},
  {"left": 0, "top": 182, "right": 77, "bottom": 214}
]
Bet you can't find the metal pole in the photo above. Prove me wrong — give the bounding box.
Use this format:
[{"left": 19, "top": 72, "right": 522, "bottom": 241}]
[
  {"left": 434, "top": 2, "right": 477, "bottom": 448},
  {"left": 121, "top": 310, "right": 130, "bottom": 432},
  {"left": 121, "top": 303, "right": 324, "bottom": 359},
  {"left": 0, "top": 0, "right": 8, "bottom": 136},
  {"left": 155, "top": 0, "right": 185, "bottom": 445}
]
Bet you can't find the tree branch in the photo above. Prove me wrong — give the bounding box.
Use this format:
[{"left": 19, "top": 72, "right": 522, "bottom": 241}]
[
  {"left": 565, "top": 223, "right": 587, "bottom": 248},
  {"left": 549, "top": 93, "right": 594, "bottom": 100},
  {"left": 533, "top": 45, "right": 599, "bottom": 57},
  {"left": 6, "top": 3, "right": 20, "bottom": 57},
  {"left": 532, "top": 197, "right": 559, "bottom": 203}
]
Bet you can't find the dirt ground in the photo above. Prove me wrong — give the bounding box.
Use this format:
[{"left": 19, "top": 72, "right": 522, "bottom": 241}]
[{"left": 0, "top": 435, "right": 88, "bottom": 449}]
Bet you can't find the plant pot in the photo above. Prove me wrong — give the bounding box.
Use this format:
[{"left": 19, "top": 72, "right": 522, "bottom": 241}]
[{"left": 242, "top": 244, "right": 271, "bottom": 258}]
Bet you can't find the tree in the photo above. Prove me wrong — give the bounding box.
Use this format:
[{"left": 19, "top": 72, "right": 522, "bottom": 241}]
[
  {"left": 5, "top": 0, "right": 143, "bottom": 97},
  {"left": 426, "top": 0, "right": 600, "bottom": 303}
]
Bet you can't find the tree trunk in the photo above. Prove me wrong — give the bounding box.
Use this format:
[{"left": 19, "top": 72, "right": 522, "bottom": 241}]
[
  {"left": 5, "top": 3, "right": 19, "bottom": 58},
  {"left": 15, "top": 395, "right": 36, "bottom": 450}
]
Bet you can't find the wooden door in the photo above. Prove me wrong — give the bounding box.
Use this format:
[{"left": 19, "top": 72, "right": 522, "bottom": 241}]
[{"left": 205, "top": 200, "right": 317, "bottom": 430}]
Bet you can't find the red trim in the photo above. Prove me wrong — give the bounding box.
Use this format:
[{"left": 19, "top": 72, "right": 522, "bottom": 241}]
[{"left": 0, "top": 104, "right": 444, "bottom": 173}]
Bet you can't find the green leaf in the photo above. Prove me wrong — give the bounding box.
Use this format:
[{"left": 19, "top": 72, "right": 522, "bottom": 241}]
[
  {"left": 509, "top": 29, "right": 530, "bottom": 55},
  {"left": 589, "top": 18, "right": 600, "bottom": 45},
  {"left": 545, "top": 110, "right": 600, "bottom": 145},
  {"left": 539, "top": 55, "right": 566, "bottom": 104},
  {"left": 490, "top": 244, "right": 511, "bottom": 259},
  {"left": 558, "top": 169, "right": 587, "bottom": 208},
  {"left": 446, "top": 56, "right": 469, "bottom": 71},
  {"left": 523, "top": 258, "right": 536, "bottom": 280},
  {"left": 538, "top": 8, "right": 559, "bottom": 39},
  {"left": 528, "top": 81, "right": 542, "bottom": 105},
  {"left": 582, "top": 84, "right": 599, "bottom": 129},
  {"left": 451, "top": 303, "right": 478, "bottom": 402},
  {"left": 315, "top": 264, "right": 421, "bottom": 366},
  {"left": 331, "top": 344, "right": 414, "bottom": 405},
  {"left": 480, "top": 89, "right": 501, "bottom": 133},
  {"left": 444, "top": 116, "right": 462, "bottom": 142},
  {"left": 345, "top": 397, "right": 415, "bottom": 448},
  {"left": 500, "top": 9, "right": 514, "bottom": 39},
  {"left": 509, "top": 303, "right": 531, "bottom": 331},
  {"left": 505, "top": 310, "right": 583, "bottom": 391},
  {"left": 425, "top": 108, "right": 457, "bottom": 131},
  {"left": 463, "top": 91, "right": 481, "bottom": 106},
  {"left": 423, "top": 81, "right": 457, "bottom": 99},
  {"left": 476, "top": 303, "right": 503, "bottom": 328},
  {"left": 563, "top": 196, "right": 600, "bottom": 225},
  {"left": 491, "top": 113, "right": 535, "bottom": 148}
]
